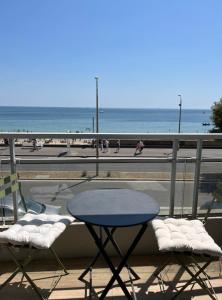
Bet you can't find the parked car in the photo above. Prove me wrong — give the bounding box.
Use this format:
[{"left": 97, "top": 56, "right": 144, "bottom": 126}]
[{"left": 0, "top": 194, "right": 61, "bottom": 222}]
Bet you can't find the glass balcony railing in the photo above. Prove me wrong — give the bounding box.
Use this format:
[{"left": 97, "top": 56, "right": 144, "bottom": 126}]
[{"left": 1, "top": 132, "right": 222, "bottom": 222}]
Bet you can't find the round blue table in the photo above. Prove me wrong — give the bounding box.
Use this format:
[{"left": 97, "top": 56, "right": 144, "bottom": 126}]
[{"left": 67, "top": 189, "right": 159, "bottom": 300}]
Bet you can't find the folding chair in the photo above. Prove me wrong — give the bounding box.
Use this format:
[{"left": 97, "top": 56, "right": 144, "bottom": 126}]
[
  {"left": 0, "top": 173, "right": 74, "bottom": 300},
  {"left": 152, "top": 216, "right": 222, "bottom": 299},
  {"left": 151, "top": 157, "right": 222, "bottom": 300}
]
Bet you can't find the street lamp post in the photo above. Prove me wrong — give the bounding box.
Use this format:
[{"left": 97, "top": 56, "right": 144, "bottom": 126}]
[
  {"left": 178, "top": 94, "right": 182, "bottom": 133},
  {"left": 95, "top": 77, "right": 99, "bottom": 176}
]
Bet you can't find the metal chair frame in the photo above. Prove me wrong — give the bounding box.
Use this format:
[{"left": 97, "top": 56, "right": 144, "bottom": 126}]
[
  {"left": 0, "top": 173, "right": 69, "bottom": 300},
  {"left": 0, "top": 244, "right": 68, "bottom": 300},
  {"left": 154, "top": 251, "right": 218, "bottom": 300},
  {"left": 153, "top": 196, "right": 220, "bottom": 300}
]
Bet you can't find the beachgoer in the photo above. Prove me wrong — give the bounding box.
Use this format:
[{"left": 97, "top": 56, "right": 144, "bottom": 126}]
[{"left": 115, "top": 139, "right": 120, "bottom": 153}]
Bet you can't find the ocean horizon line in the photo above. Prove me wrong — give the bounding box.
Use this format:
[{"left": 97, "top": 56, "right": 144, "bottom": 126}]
[{"left": 0, "top": 105, "right": 211, "bottom": 111}]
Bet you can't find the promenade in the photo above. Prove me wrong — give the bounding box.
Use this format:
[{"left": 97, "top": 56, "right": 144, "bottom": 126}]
[
  {"left": 0, "top": 144, "right": 221, "bottom": 159},
  {"left": 0, "top": 143, "right": 221, "bottom": 184}
]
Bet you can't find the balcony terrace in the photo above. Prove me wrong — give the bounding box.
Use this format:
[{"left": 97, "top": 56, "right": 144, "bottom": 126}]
[
  {"left": 1, "top": 255, "right": 222, "bottom": 299},
  {"left": 0, "top": 132, "right": 222, "bottom": 299}
]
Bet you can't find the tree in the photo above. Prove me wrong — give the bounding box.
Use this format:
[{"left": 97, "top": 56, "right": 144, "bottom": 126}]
[{"left": 210, "top": 97, "right": 222, "bottom": 132}]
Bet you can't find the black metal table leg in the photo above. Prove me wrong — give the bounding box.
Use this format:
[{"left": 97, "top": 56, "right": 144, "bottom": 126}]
[
  {"left": 79, "top": 227, "right": 116, "bottom": 281},
  {"left": 86, "top": 223, "right": 147, "bottom": 300},
  {"left": 104, "top": 227, "right": 140, "bottom": 281},
  {"left": 79, "top": 227, "right": 140, "bottom": 282}
]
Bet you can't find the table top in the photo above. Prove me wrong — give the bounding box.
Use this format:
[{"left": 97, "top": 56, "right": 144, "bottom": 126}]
[{"left": 67, "top": 189, "right": 160, "bottom": 227}]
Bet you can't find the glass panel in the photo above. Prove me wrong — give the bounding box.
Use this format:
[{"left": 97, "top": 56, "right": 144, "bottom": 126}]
[
  {"left": 20, "top": 172, "right": 171, "bottom": 216},
  {"left": 1, "top": 137, "right": 172, "bottom": 216},
  {"left": 174, "top": 161, "right": 195, "bottom": 216},
  {"left": 198, "top": 162, "right": 222, "bottom": 215}
]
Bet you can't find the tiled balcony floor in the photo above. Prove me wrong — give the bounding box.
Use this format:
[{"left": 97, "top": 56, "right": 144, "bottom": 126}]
[{"left": 0, "top": 255, "right": 222, "bottom": 300}]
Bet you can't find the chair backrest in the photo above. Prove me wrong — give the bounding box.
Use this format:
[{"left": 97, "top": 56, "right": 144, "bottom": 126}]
[
  {"left": 0, "top": 173, "right": 19, "bottom": 199},
  {"left": 0, "top": 173, "right": 27, "bottom": 224}
]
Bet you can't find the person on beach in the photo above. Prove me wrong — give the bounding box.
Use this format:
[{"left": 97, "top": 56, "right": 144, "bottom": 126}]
[{"left": 115, "top": 139, "right": 120, "bottom": 153}]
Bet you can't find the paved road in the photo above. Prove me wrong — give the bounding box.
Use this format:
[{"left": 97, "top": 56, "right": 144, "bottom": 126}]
[
  {"left": 0, "top": 146, "right": 222, "bottom": 174},
  {"left": 20, "top": 179, "right": 215, "bottom": 215},
  {"left": 1, "top": 145, "right": 222, "bottom": 158},
  {"left": 0, "top": 162, "right": 178, "bottom": 172},
  {"left": 1, "top": 161, "right": 222, "bottom": 176}
]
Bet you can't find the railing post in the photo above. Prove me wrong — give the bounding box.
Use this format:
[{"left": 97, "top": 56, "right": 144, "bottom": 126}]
[
  {"left": 95, "top": 77, "right": 99, "bottom": 176},
  {"left": 9, "top": 138, "right": 16, "bottom": 174},
  {"left": 96, "top": 134, "right": 99, "bottom": 176},
  {"left": 9, "top": 138, "right": 18, "bottom": 222},
  {"left": 192, "top": 139, "right": 202, "bottom": 219},
  {"left": 169, "top": 140, "right": 179, "bottom": 217}
]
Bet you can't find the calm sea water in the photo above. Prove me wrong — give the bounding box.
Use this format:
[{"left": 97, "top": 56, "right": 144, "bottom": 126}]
[{"left": 0, "top": 106, "right": 212, "bottom": 133}]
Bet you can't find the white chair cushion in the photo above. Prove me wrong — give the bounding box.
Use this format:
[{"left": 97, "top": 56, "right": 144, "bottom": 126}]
[
  {"left": 0, "top": 213, "right": 74, "bottom": 249},
  {"left": 151, "top": 217, "right": 222, "bottom": 257}
]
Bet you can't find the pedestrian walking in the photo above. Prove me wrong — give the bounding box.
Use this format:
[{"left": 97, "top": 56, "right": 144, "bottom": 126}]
[
  {"left": 99, "top": 139, "right": 103, "bottom": 152},
  {"left": 92, "top": 139, "right": 96, "bottom": 148},
  {"left": 134, "top": 140, "right": 144, "bottom": 155},
  {"left": 104, "top": 139, "right": 109, "bottom": 152},
  {"left": 134, "top": 141, "right": 140, "bottom": 155},
  {"left": 102, "top": 139, "right": 106, "bottom": 152},
  {"left": 139, "top": 140, "right": 144, "bottom": 153},
  {"left": 115, "top": 139, "right": 120, "bottom": 153},
  {"left": 3, "top": 138, "right": 8, "bottom": 145},
  {"left": 32, "top": 138, "right": 37, "bottom": 151}
]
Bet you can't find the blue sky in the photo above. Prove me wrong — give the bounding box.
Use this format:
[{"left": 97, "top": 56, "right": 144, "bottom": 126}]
[{"left": 0, "top": 0, "right": 221, "bottom": 109}]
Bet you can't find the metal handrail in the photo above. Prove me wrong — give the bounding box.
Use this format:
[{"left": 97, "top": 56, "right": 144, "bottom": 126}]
[
  {"left": 0, "top": 157, "right": 221, "bottom": 163},
  {"left": 0, "top": 132, "right": 222, "bottom": 140}
]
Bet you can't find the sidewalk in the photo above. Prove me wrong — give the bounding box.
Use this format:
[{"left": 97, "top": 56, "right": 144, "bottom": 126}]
[
  {"left": 0, "top": 145, "right": 221, "bottom": 160},
  {"left": 0, "top": 145, "right": 200, "bottom": 158}
]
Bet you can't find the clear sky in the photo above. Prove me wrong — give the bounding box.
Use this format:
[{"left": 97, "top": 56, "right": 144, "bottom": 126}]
[{"left": 0, "top": 0, "right": 221, "bottom": 109}]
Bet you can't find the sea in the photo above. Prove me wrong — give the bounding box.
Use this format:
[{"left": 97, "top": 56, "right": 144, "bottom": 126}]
[{"left": 0, "top": 106, "right": 212, "bottom": 133}]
